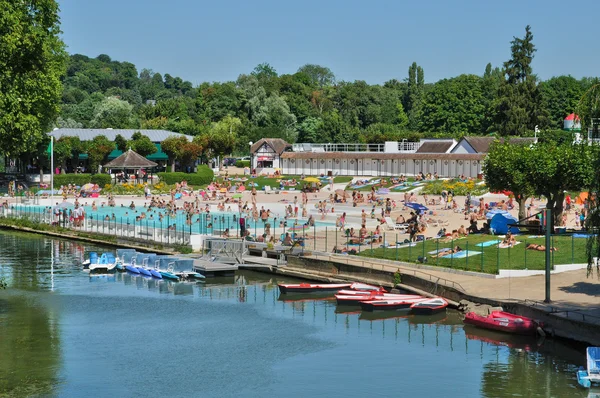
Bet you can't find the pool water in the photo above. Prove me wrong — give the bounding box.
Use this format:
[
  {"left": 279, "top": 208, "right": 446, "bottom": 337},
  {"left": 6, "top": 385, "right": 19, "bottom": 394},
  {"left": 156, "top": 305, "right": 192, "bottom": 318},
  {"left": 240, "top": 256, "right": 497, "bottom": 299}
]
[{"left": 12, "top": 204, "right": 333, "bottom": 235}]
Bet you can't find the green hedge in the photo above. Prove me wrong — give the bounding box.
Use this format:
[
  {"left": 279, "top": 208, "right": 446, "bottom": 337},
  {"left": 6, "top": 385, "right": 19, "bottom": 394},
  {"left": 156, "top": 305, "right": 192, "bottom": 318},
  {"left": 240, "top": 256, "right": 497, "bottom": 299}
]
[
  {"left": 52, "top": 173, "right": 111, "bottom": 188},
  {"left": 158, "top": 165, "right": 214, "bottom": 186},
  {"left": 235, "top": 160, "right": 250, "bottom": 168}
]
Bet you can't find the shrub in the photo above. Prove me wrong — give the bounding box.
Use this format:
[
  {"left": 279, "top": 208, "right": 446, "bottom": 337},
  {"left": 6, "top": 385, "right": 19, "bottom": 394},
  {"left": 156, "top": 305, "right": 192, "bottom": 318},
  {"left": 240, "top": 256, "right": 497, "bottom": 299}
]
[
  {"left": 235, "top": 160, "right": 250, "bottom": 168},
  {"left": 158, "top": 166, "right": 214, "bottom": 186},
  {"left": 421, "top": 179, "right": 487, "bottom": 196},
  {"left": 52, "top": 173, "right": 111, "bottom": 188},
  {"left": 90, "top": 174, "right": 111, "bottom": 187}
]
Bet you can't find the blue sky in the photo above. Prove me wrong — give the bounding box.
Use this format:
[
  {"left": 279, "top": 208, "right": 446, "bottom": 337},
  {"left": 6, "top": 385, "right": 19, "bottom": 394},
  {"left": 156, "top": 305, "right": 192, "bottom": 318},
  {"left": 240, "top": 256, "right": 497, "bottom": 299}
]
[{"left": 58, "top": 0, "right": 600, "bottom": 85}]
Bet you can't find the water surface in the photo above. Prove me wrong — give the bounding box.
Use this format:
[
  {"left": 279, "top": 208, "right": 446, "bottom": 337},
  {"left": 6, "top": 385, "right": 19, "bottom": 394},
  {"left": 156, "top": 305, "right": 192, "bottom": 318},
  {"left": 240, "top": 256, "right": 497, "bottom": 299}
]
[{"left": 0, "top": 230, "right": 588, "bottom": 397}]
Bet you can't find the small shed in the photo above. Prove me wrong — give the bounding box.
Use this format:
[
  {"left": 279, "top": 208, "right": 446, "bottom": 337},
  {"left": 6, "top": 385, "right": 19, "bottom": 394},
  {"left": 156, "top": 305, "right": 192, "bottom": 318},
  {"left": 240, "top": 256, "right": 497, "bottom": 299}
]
[
  {"left": 103, "top": 149, "right": 158, "bottom": 183},
  {"left": 563, "top": 113, "right": 581, "bottom": 131}
]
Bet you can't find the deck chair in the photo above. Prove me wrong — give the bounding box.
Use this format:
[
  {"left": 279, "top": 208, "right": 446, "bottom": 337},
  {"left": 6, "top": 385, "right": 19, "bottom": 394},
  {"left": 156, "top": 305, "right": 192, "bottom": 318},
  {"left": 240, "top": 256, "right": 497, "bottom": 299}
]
[
  {"left": 264, "top": 185, "right": 272, "bottom": 194},
  {"left": 384, "top": 217, "right": 408, "bottom": 232}
]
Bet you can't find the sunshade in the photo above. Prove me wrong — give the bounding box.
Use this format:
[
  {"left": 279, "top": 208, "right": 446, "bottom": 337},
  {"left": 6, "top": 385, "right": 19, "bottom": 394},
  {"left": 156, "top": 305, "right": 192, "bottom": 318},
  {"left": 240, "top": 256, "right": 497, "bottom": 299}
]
[
  {"left": 303, "top": 177, "right": 320, "bottom": 183},
  {"left": 55, "top": 201, "right": 74, "bottom": 209},
  {"left": 404, "top": 202, "right": 429, "bottom": 212},
  {"left": 335, "top": 189, "right": 349, "bottom": 198}
]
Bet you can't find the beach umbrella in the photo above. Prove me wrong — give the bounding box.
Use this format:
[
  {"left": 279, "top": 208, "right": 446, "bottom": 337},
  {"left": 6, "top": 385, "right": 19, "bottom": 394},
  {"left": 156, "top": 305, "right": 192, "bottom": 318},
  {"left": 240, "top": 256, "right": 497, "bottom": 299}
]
[
  {"left": 404, "top": 202, "right": 428, "bottom": 212},
  {"left": 55, "top": 201, "right": 74, "bottom": 209},
  {"left": 81, "top": 183, "right": 95, "bottom": 192},
  {"left": 303, "top": 177, "right": 320, "bottom": 183},
  {"left": 232, "top": 193, "right": 243, "bottom": 199},
  {"left": 335, "top": 189, "right": 349, "bottom": 198}
]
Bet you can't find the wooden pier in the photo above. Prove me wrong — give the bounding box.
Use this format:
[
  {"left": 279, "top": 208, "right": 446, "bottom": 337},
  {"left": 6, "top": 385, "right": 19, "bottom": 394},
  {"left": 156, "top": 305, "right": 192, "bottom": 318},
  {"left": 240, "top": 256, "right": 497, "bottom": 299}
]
[{"left": 192, "top": 259, "right": 238, "bottom": 277}]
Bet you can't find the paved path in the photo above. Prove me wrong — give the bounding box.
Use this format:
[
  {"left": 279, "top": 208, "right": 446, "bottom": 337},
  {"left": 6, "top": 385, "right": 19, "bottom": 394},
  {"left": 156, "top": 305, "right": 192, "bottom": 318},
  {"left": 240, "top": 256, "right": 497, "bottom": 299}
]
[{"left": 307, "top": 253, "right": 600, "bottom": 324}]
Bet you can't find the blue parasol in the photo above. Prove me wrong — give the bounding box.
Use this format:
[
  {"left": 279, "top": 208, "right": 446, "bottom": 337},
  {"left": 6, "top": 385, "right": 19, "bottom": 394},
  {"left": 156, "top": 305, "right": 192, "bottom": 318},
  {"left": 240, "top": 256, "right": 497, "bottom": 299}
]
[{"left": 404, "top": 202, "right": 429, "bottom": 213}]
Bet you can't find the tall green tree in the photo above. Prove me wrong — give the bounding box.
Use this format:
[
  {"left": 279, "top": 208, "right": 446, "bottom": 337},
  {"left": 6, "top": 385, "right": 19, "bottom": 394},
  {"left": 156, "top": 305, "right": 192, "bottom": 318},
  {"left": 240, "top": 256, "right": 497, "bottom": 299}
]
[
  {"left": 85, "top": 135, "right": 115, "bottom": 174},
  {"left": 127, "top": 132, "right": 156, "bottom": 157},
  {"left": 114, "top": 134, "right": 128, "bottom": 152},
  {"left": 54, "top": 136, "right": 84, "bottom": 173},
  {"left": 493, "top": 25, "right": 547, "bottom": 135},
  {"left": 0, "top": 0, "right": 66, "bottom": 157},
  {"left": 539, "top": 75, "right": 585, "bottom": 129},
  {"left": 297, "top": 64, "right": 336, "bottom": 87},
  {"left": 90, "top": 96, "right": 138, "bottom": 128},
  {"left": 405, "top": 62, "right": 425, "bottom": 130},
  {"left": 483, "top": 142, "right": 536, "bottom": 221},
  {"left": 161, "top": 135, "right": 188, "bottom": 172}
]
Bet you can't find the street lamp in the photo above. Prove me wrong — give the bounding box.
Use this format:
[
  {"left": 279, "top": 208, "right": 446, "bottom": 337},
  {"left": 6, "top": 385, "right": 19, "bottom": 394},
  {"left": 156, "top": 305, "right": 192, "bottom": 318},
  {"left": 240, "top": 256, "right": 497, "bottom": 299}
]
[{"left": 249, "top": 141, "right": 253, "bottom": 172}]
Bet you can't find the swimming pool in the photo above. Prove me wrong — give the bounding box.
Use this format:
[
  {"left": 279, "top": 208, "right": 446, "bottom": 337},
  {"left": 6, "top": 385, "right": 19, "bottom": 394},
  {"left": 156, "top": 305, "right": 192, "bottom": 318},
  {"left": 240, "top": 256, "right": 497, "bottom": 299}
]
[{"left": 11, "top": 204, "right": 333, "bottom": 236}]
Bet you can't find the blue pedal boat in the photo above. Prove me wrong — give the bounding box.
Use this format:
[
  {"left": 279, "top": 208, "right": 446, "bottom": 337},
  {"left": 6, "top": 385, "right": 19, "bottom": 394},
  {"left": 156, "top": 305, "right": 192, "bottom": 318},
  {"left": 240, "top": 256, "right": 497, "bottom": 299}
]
[{"left": 578, "top": 347, "right": 600, "bottom": 388}]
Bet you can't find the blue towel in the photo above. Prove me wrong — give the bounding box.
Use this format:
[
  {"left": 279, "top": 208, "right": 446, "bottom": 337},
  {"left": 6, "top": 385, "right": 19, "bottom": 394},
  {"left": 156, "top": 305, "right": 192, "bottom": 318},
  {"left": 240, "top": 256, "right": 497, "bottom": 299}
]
[
  {"left": 475, "top": 240, "right": 501, "bottom": 247},
  {"left": 573, "top": 233, "right": 595, "bottom": 238},
  {"left": 441, "top": 250, "right": 482, "bottom": 259}
]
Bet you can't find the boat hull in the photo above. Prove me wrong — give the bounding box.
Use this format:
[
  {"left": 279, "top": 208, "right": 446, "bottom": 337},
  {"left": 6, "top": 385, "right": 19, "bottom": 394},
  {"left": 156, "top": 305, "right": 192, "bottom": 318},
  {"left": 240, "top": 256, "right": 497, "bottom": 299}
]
[
  {"left": 463, "top": 311, "right": 537, "bottom": 335},
  {"left": 359, "top": 298, "right": 426, "bottom": 312},
  {"left": 159, "top": 271, "right": 179, "bottom": 280},
  {"left": 126, "top": 265, "right": 140, "bottom": 274},
  {"left": 578, "top": 369, "right": 592, "bottom": 388},
  {"left": 410, "top": 298, "right": 449, "bottom": 315},
  {"left": 138, "top": 267, "right": 152, "bottom": 277},
  {"left": 150, "top": 269, "right": 163, "bottom": 279},
  {"left": 278, "top": 283, "right": 351, "bottom": 295},
  {"left": 336, "top": 294, "right": 422, "bottom": 306}
]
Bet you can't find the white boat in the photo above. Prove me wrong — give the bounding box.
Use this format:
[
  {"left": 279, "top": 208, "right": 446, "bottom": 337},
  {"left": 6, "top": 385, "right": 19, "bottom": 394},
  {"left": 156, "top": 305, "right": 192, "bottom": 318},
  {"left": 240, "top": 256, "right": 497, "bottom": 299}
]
[
  {"left": 578, "top": 347, "right": 600, "bottom": 388},
  {"left": 349, "top": 282, "right": 384, "bottom": 291},
  {"left": 88, "top": 253, "right": 118, "bottom": 273}
]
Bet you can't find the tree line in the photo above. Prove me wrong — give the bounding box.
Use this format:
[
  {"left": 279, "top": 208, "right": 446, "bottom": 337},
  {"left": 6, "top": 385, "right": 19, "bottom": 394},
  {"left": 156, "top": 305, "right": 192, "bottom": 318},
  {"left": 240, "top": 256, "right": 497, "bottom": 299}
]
[{"left": 2, "top": 3, "right": 600, "bottom": 165}]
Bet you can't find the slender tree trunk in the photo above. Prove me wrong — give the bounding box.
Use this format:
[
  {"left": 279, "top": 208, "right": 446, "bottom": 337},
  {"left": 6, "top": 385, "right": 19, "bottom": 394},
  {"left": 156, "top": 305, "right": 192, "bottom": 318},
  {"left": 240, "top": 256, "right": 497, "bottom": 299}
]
[
  {"left": 170, "top": 160, "right": 175, "bottom": 172},
  {"left": 552, "top": 191, "right": 565, "bottom": 227},
  {"left": 517, "top": 196, "right": 528, "bottom": 221}
]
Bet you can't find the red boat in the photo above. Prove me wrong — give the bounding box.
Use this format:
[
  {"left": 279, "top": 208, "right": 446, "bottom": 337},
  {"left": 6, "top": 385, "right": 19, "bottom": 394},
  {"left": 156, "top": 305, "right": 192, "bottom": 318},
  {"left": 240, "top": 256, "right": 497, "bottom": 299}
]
[
  {"left": 463, "top": 311, "right": 538, "bottom": 335},
  {"left": 360, "top": 297, "right": 428, "bottom": 312},
  {"left": 410, "top": 298, "right": 448, "bottom": 315},
  {"left": 336, "top": 293, "right": 422, "bottom": 306},
  {"left": 278, "top": 283, "right": 351, "bottom": 294}
]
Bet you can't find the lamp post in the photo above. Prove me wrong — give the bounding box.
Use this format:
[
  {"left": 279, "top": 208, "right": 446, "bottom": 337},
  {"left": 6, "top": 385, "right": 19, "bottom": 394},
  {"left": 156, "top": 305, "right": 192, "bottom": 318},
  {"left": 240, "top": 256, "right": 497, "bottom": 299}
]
[
  {"left": 249, "top": 141, "right": 253, "bottom": 173},
  {"left": 50, "top": 135, "right": 54, "bottom": 208}
]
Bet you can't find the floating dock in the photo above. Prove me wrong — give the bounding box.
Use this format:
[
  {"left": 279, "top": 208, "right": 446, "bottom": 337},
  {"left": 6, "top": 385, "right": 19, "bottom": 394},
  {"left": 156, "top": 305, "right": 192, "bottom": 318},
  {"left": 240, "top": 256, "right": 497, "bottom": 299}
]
[{"left": 192, "top": 259, "right": 238, "bottom": 277}]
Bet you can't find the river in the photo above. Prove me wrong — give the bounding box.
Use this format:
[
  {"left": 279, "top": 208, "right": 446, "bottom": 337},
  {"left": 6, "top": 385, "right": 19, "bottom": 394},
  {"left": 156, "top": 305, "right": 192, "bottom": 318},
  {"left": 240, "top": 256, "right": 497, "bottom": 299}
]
[{"left": 0, "top": 230, "right": 589, "bottom": 397}]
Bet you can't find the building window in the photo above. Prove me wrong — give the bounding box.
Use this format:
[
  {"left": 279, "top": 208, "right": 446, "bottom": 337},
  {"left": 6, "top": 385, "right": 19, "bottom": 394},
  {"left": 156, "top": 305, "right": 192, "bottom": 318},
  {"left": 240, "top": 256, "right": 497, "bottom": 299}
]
[
  {"left": 335, "top": 159, "right": 340, "bottom": 164},
  {"left": 320, "top": 160, "right": 325, "bottom": 164},
  {"left": 350, "top": 160, "right": 355, "bottom": 164},
  {"left": 290, "top": 159, "right": 295, "bottom": 164},
  {"left": 444, "top": 160, "right": 448, "bottom": 165},
  {"left": 305, "top": 160, "right": 310, "bottom": 164}
]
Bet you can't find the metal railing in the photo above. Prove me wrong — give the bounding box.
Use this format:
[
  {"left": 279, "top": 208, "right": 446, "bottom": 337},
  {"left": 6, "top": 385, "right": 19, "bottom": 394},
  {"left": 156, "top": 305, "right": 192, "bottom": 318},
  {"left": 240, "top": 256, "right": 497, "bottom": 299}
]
[{"left": 2, "top": 206, "right": 192, "bottom": 246}]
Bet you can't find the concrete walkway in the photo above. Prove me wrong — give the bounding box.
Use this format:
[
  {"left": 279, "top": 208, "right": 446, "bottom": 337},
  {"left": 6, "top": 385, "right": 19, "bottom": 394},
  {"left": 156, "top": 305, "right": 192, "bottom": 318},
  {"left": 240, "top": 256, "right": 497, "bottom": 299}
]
[{"left": 309, "top": 253, "right": 600, "bottom": 325}]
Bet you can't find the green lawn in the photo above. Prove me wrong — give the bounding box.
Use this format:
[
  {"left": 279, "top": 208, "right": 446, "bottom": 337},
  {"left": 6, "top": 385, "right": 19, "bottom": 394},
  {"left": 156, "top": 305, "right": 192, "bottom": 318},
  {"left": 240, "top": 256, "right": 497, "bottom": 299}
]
[
  {"left": 215, "top": 175, "right": 352, "bottom": 189},
  {"left": 346, "top": 177, "right": 417, "bottom": 192},
  {"left": 357, "top": 233, "right": 586, "bottom": 274}
]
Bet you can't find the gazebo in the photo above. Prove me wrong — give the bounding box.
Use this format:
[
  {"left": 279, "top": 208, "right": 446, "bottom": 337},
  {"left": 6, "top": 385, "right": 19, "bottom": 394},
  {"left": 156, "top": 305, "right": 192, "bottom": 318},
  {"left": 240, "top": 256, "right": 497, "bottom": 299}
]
[{"left": 103, "top": 149, "right": 158, "bottom": 184}]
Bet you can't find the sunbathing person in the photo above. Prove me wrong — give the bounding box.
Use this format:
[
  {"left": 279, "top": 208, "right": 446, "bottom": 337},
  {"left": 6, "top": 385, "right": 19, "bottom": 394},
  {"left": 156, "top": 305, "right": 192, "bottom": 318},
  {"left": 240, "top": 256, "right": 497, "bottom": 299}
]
[
  {"left": 432, "top": 245, "right": 462, "bottom": 258},
  {"left": 526, "top": 243, "right": 558, "bottom": 252},
  {"left": 457, "top": 224, "right": 469, "bottom": 236},
  {"left": 502, "top": 232, "right": 517, "bottom": 246},
  {"left": 444, "top": 229, "right": 460, "bottom": 242}
]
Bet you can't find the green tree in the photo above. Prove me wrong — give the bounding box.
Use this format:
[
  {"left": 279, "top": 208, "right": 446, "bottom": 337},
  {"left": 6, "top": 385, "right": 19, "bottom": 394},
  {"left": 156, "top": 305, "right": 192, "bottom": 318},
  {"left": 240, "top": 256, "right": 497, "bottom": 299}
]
[
  {"left": 85, "top": 135, "right": 115, "bottom": 174},
  {"left": 206, "top": 116, "right": 242, "bottom": 157},
  {"left": 127, "top": 132, "right": 157, "bottom": 157},
  {"left": 539, "top": 75, "right": 584, "bottom": 129},
  {"left": 54, "top": 136, "right": 84, "bottom": 173},
  {"left": 405, "top": 62, "right": 425, "bottom": 130},
  {"left": 481, "top": 63, "right": 503, "bottom": 133},
  {"left": 0, "top": 0, "right": 66, "bottom": 157},
  {"left": 483, "top": 141, "right": 536, "bottom": 221},
  {"left": 421, "top": 75, "right": 485, "bottom": 134},
  {"left": 90, "top": 96, "right": 137, "bottom": 128},
  {"left": 494, "top": 25, "right": 547, "bottom": 135},
  {"left": 114, "top": 134, "right": 128, "bottom": 152},
  {"left": 297, "top": 64, "right": 336, "bottom": 87},
  {"left": 161, "top": 135, "right": 188, "bottom": 172},
  {"left": 529, "top": 142, "right": 595, "bottom": 226}
]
